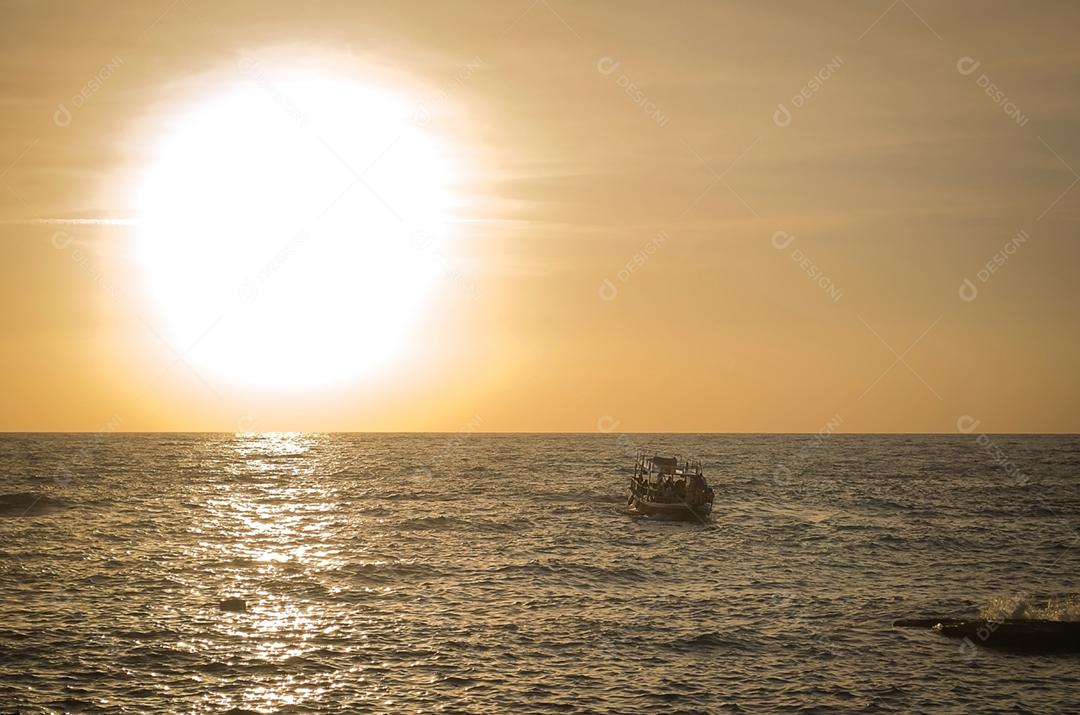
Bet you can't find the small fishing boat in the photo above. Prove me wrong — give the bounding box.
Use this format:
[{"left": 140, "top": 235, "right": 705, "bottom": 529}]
[{"left": 628, "top": 453, "right": 714, "bottom": 521}]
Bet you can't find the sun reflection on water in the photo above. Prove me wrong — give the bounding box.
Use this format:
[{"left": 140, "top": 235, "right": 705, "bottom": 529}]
[{"left": 190, "top": 432, "right": 352, "bottom": 711}]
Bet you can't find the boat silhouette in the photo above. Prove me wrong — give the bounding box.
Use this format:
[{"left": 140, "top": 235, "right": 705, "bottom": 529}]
[{"left": 627, "top": 453, "right": 714, "bottom": 521}]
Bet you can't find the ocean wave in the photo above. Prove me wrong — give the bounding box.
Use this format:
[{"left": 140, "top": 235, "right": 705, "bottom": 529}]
[
  {"left": 341, "top": 560, "right": 446, "bottom": 584},
  {"left": 534, "top": 489, "right": 619, "bottom": 504},
  {"left": 856, "top": 497, "right": 909, "bottom": 512},
  {"left": 666, "top": 631, "right": 755, "bottom": 652},
  {"left": 396, "top": 515, "right": 532, "bottom": 533},
  {"left": 491, "top": 560, "right": 650, "bottom": 584}
]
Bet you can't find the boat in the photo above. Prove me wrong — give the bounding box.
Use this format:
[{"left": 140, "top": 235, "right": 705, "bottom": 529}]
[
  {"left": 894, "top": 617, "right": 1080, "bottom": 653},
  {"left": 627, "top": 453, "right": 714, "bottom": 521}
]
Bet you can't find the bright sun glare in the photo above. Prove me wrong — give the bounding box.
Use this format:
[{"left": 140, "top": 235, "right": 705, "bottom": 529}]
[{"left": 135, "top": 70, "right": 453, "bottom": 390}]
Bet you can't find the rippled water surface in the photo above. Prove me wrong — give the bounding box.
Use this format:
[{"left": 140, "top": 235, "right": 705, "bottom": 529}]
[{"left": 1, "top": 433, "right": 1078, "bottom": 713}]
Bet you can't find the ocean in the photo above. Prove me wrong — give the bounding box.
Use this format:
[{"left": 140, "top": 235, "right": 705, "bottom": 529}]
[{"left": 0, "top": 433, "right": 1077, "bottom": 713}]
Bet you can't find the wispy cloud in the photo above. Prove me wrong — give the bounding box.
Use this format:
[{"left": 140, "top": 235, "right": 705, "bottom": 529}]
[{"left": 0, "top": 217, "right": 139, "bottom": 226}]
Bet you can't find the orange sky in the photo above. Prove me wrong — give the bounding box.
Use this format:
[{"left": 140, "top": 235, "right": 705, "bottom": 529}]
[{"left": 1, "top": 1, "right": 1078, "bottom": 432}]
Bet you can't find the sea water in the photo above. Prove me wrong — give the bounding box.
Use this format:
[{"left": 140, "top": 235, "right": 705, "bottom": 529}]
[{"left": 0, "top": 433, "right": 1077, "bottom": 713}]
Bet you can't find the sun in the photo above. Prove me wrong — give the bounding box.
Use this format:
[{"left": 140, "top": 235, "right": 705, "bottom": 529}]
[{"left": 134, "top": 69, "right": 453, "bottom": 390}]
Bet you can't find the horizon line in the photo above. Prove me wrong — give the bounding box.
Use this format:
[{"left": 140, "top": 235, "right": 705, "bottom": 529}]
[{"left": 1, "top": 430, "right": 1077, "bottom": 436}]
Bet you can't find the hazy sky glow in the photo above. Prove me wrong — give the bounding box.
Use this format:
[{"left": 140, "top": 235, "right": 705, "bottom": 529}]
[{"left": 1, "top": 1, "right": 1078, "bottom": 432}]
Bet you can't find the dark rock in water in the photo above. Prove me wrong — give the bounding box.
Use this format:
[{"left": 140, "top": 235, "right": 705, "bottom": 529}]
[
  {"left": 0, "top": 492, "right": 65, "bottom": 517},
  {"left": 219, "top": 598, "right": 247, "bottom": 612},
  {"left": 895, "top": 617, "right": 1080, "bottom": 653},
  {"left": 938, "top": 620, "right": 1080, "bottom": 653}
]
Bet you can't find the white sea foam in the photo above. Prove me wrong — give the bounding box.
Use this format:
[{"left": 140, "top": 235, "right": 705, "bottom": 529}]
[{"left": 980, "top": 593, "right": 1080, "bottom": 622}]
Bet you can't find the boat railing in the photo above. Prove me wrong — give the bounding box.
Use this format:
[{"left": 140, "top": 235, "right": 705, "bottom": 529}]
[{"left": 633, "top": 452, "right": 703, "bottom": 477}]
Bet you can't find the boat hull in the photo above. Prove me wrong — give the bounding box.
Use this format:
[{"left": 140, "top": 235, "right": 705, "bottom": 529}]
[{"left": 630, "top": 497, "right": 711, "bottom": 521}]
